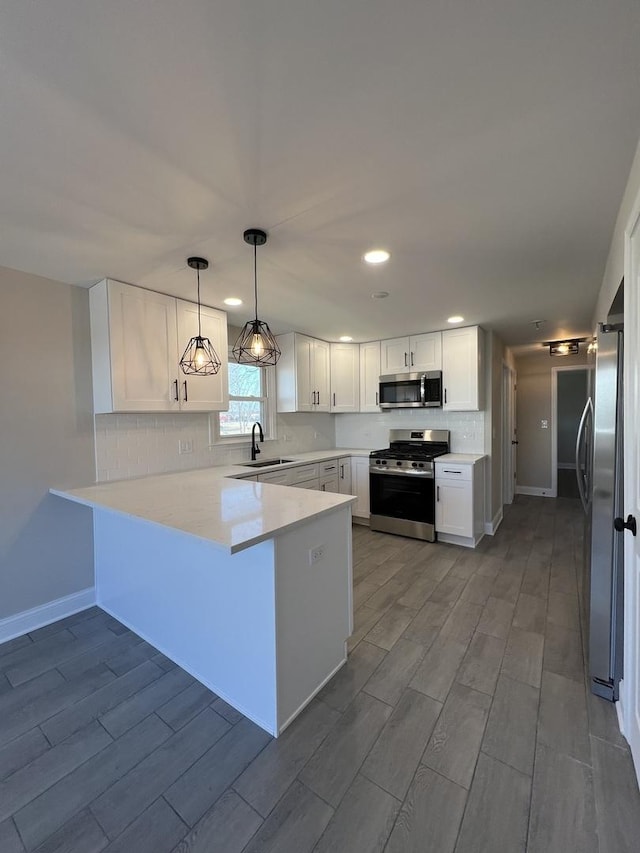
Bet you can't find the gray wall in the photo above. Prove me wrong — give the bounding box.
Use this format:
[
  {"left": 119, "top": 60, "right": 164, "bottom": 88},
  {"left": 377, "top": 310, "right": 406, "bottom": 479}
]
[
  {"left": 557, "top": 370, "right": 588, "bottom": 465},
  {"left": 515, "top": 349, "right": 587, "bottom": 492},
  {"left": 0, "top": 267, "right": 95, "bottom": 619}
]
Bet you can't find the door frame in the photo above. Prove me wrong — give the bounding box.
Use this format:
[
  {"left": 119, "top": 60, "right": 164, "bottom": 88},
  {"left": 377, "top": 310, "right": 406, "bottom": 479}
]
[
  {"left": 621, "top": 191, "right": 640, "bottom": 778},
  {"left": 550, "top": 365, "right": 591, "bottom": 499},
  {"left": 502, "top": 362, "right": 516, "bottom": 505}
]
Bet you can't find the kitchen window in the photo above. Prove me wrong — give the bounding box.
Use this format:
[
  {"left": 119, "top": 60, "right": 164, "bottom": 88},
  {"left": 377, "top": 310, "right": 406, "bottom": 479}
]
[{"left": 212, "top": 355, "right": 275, "bottom": 442}]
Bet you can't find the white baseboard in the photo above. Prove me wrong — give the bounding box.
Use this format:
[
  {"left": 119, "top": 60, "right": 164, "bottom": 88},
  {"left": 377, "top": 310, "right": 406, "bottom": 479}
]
[
  {"left": 0, "top": 588, "right": 96, "bottom": 645},
  {"left": 617, "top": 680, "right": 626, "bottom": 737},
  {"left": 485, "top": 507, "right": 504, "bottom": 536},
  {"left": 515, "top": 486, "right": 554, "bottom": 498}
]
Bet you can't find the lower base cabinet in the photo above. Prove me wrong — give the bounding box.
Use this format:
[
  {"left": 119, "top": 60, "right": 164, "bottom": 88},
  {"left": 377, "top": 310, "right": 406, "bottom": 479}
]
[
  {"left": 350, "top": 456, "right": 370, "bottom": 519},
  {"left": 435, "top": 457, "right": 485, "bottom": 547}
]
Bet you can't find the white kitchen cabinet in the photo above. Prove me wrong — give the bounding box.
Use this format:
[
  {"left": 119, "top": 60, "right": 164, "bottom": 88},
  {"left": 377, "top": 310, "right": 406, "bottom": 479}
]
[
  {"left": 175, "top": 300, "right": 229, "bottom": 412},
  {"left": 276, "top": 333, "right": 330, "bottom": 412},
  {"left": 90, "top": 279, "right": 228, "bottom": 414},
  {"left": 318, "top": 458, "right": 340, "bottom": 493},
  {"left": 350, "top": 456, "right": 370, "bottom": 520},
  {"left": 338, "top": 457, "right": 352, "bottom": 494},
  {"left": 381, "top": 332, "right": 442, "bottom": 374},
  {"left": 435, "top": 457, "right": 485, "bottom": 547},
  {"left": 330, "top": 344, "right": 360, "bottom": 412},
  {"left": 359, "top": 341, "right": 381, "bottom": 412},
  {"left": 442, "top": 326, "right": 484, "bottom": 411}
]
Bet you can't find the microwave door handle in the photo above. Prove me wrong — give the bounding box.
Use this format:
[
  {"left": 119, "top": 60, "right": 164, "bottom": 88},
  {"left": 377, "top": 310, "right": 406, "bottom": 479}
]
[
  {"left": 420, "top": 374, "right": 426, "bottom": 406},
  {"left": 575, "top": 397, "right": 593, "bottom": 513}
]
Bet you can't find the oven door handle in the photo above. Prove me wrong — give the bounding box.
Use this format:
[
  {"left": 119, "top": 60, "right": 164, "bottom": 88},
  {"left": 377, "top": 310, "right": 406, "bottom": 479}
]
[
  {"left": 370, "top": 468, "right": 434, "bottom": 479},
  {"left": 420, "top": 373, "right": 426, "bottom": 406}
]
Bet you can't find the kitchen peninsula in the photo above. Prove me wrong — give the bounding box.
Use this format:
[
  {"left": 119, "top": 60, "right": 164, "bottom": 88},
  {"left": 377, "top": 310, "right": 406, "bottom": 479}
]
[{"left": 51, "top": 468, "right": 356, "bottom": 736}]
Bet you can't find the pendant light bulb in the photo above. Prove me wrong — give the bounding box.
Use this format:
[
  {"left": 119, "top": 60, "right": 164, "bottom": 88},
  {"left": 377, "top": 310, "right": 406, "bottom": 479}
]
[
  {"left": 250, "top": 332, "right": 265, "bottom": 358},
  {"left": 232, "top": 229, "right": 281, "bottom": 366},
  {"left": 179, "top": 258, "right": 222, "bottom": 376}
]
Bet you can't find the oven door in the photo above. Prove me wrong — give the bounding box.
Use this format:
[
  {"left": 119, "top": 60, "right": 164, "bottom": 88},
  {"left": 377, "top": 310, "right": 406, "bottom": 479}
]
[{"left": 369, "top": 469, "right": 436, "bottom": 541}]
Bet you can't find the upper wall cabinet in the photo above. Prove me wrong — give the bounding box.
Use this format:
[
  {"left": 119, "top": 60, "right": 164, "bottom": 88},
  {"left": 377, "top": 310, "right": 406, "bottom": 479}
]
[
  {"left": 359, "top": 341, "right": 381, "bottom": 412},
  {"left": 442, "top": 325, "right": 484, "bottom": 411},
  {"left": 276, "top": 332, "right": 331, "bottom": 412},
  {"left": 381, "top": 332, "right": 442, "bottom": 374},
  {"left": 330, "top": 343, "right": 360, "bottom": 413},
  {"left": 90, "top": 279, "right": 228, "bottom": 414}
]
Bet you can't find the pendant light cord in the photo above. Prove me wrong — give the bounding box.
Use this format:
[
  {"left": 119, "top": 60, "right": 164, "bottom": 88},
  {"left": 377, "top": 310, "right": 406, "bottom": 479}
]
[
  {"left": 197, "top": 266, "right": 202, "bottom": 338},
  {"left": 254, "top": 242, "right": 259, "bottom": 323}
]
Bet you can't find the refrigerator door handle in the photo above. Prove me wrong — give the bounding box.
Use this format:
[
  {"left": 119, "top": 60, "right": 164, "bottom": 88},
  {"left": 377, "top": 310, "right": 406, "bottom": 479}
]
[{"left": 576, "top": 396, "right": 593, "bottom": 513}]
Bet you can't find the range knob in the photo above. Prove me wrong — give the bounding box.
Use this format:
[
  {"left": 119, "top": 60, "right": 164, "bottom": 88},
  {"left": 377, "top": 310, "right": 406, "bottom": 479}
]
[
  {"left": 419, "top": 463, "right": 424, "bottom": 468},
  {"left": 412, "top": 462, "right": 417, "bottom": 468},
  {"left": 382, "top": 459, "right": 387, "bottom": 465},
  {"left": 396, "top": 461, "right": 402, "bottom": 466}
]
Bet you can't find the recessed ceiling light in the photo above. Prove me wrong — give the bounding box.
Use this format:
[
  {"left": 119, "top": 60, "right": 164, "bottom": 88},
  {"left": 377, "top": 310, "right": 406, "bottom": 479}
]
[
  {"left": 363, "top": 249, "right": 390, "bottom": 265},
  {"left": 223, "top": 297, "right": 243, "bottom": 306},
  {"left": 447, "top": 315, "right": 464, "bottom": 324},
  {"left": 371, "top": 291, "right": 389, "bottom": 299},
  {"left": 339, "top": 336, "right": 353, "bottom": 342}
]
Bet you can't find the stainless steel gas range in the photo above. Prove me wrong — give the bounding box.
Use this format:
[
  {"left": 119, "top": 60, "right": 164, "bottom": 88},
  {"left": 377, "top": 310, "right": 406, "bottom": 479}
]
[{"left": 369, "top": 429, "right": 450, "bottom": 542}]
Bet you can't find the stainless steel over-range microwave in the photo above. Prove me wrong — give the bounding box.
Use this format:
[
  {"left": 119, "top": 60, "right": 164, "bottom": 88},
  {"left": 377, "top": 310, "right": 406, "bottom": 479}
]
[{"left": 378, "top": 371, "right": 443, "bottom": 408}]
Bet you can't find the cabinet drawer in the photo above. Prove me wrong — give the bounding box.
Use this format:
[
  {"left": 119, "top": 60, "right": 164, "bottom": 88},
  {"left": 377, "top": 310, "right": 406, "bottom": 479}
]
[
  {"left": 258, "top": 469, "right": 293, "bottom": 485},
  {"left": 319, "top": 458, "right": 338, "bottom": 474},
  {"left": 435, "top": 463, "right": 472, "bottom": 481},
  {"left": 289, "top": 463, "right": 320, "bottom": 483}
]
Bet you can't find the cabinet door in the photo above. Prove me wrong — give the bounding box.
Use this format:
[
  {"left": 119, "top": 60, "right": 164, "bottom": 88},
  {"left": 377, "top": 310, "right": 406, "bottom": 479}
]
[
  {"left": 436, "top": 479, "right": 473, "bottom": 536},
  {"left": 359, "top": 342, "right": 381, "bottom": 412},
  {"left": 351, "top": 457, "right": 370, "bottom": 518},
  {"left": 330, "top": 344, "right": 360, "bottom": 412},
  {"left": 175, "top": 300, "right": 229, "bottom": 411},
  {"left": 107, "top": 281, "right": 178, "bottom": 412},
  {"left": 338, "top": 457, "right": 352, "bottom": 494},
  {"left": 319, "top": 473, "right": 340, "bottom": 493},
  {"left": 410, "top": 332, "right": 442, "bottom": 371},
  {"left": 312, "top": 339, "right": 331, "bottom": 411},
  {"left": 442, "top": 326, "right": 482, "bottom": 411},
  {"left": 381, "top": 337, "right": 410, "bottom": 373},
  {"left": 294, "top": 334, "right": 314, "bottom": 411}
]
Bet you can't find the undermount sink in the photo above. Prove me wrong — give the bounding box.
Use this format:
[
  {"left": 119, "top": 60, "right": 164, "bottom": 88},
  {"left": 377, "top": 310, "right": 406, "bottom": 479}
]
[{"left": 240, "top": 458, "right": 295, "bottom": 468}]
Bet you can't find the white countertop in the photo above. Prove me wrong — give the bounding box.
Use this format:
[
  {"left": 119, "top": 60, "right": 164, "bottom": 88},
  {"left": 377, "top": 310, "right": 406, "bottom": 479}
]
[
  {"left": 436, "top": 453, "right": 486, "bottom": 464},
  {"left": 51, "top": 466, "right": 356, "bottom": 555},
  {"left": 227, "top": 447, "right": 373, "bottom": 478}
]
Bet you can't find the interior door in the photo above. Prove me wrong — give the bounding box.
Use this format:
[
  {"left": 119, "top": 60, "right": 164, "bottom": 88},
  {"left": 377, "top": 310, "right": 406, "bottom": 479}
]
[{"left": 623, "top": 202, "right": 640, "bottom": 778}]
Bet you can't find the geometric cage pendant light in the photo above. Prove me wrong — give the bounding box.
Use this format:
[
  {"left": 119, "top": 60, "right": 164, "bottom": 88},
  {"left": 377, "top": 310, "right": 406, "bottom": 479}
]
[
  {"left": 179, "top": 257, "right": 222, "bottom": 376},
  {"left": 232, "top": 228, "right": 281, "bottom": 366}
]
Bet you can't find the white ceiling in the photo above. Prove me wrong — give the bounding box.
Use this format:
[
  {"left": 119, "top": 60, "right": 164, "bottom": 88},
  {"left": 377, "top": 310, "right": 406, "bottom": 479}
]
[{"left": 1, "top": 0, "right": 639, "bottom": 345}]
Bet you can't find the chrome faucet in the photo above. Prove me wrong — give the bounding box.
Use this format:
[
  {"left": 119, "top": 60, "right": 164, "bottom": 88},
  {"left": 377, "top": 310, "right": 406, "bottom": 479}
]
[{"left": 251, "top": 422, "right": 264, "bottom": 461}]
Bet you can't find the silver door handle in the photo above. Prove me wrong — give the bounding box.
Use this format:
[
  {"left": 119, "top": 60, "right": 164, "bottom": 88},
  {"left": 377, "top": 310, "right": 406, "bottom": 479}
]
[
  {"left": 375, "top": 391, "right": 379, "bottom": 405},
  {"left": 404, "top": 352, "right": 408, "bottom": 367},
  {"left": 437, "top": 486, "right": 440, "bottom": 501},
  {"left": 317, "top": 390, "right": 320, "bottom": 405},
  {"left": 333, "top": 392, "right": 336, "bottom": 407},
  {"left": 410, "top": 351, "right": 414, "bottom": 366},
  {"left": 444, "top": 388, "right": 447, "bottom": 404},
  {"left": 575, "top": 397, "right": 593, "bottom": 513},
  {"left": 183, "top": 380, "right": 188, "bottom": 403},
  {"left": 173, "top": 379, "right": 179, "bottom": 402}
]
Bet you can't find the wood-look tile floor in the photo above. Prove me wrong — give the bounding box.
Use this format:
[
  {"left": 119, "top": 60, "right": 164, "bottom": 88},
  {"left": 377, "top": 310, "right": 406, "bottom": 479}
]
[{"left": 2, "top": 496, "right": 640, "bottom": 852}]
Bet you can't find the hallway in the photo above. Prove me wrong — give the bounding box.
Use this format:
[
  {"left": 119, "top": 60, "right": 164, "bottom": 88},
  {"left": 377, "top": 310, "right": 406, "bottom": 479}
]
[{"left": 0, "top": 497, "right": 639, "bottom": 851}]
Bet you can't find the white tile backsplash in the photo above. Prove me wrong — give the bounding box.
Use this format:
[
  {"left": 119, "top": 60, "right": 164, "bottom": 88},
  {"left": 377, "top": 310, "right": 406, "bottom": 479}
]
[
  {"left": 95, "top": 412, "right": 336, "bottom": 481},
  {"left": 334, "top": 408, "right": 485, "bottom": 453},
  {"left": 95, "top": 407, "right": 483, "bottom": 482}
]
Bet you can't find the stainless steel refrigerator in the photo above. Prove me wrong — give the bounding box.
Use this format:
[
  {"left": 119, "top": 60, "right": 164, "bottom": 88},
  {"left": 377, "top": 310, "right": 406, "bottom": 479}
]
[{"left": 576, "top": 320, "right": 624, "bottom": 701}]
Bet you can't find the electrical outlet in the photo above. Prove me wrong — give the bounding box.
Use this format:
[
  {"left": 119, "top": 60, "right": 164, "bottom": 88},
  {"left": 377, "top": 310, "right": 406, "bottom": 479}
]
[
  {"left": 309, "top": 545, "right": 325, "bottom": 565},
  {"left": 283, "top": 434, "right": 292, "bottom": 442},
  {"left": 178, "top": 439, "right": 194, "bottom": 454},
  {"left": 540, "top": 419, "right": 548, "bottom": 429}
]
